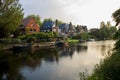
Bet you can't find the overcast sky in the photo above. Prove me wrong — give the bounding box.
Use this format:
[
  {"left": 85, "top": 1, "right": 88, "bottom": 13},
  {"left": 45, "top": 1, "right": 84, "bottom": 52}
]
[{"left": 19, "top": 0, "right": 120, "bottom": 29}]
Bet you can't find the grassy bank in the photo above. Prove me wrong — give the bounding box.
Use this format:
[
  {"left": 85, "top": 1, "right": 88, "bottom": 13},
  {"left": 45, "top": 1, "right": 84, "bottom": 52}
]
[
  {"left": 85, "top": 50, "right": 120, "bottom": 80},
  {"left": 67, "top": 39, "right": 79, "bottom": 43}
]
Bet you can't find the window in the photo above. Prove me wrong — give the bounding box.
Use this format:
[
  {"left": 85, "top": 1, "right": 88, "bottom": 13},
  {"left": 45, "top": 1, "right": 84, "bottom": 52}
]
[
  {"left": 30, "top": 29, "right": 32, "bottom": 31},
  {"left": 34, "top": 29, "right": 36, "bottom": 32},
  {"left": 31, "top": 24, "right": 34, "bottom": 27}
]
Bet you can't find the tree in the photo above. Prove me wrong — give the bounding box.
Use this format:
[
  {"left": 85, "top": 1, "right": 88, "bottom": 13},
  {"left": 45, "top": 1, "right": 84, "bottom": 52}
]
[
  {"left": 75, "top": 32, "right": 90, "bottom": 40},
  {"left": 80, "top": 32, "right": 90, "bottom": 40},
  {"left": 106, "top": 21, "right": 111, "bottom": 28},
  {"left": 43, "top": 18, "right": 53, "bottom": 22},
  {"left": 100, "top": 21, "right": 106, "bottom": 28},
  {"left": 27, "top": 14, "right": 42, "bottom": 27},
  {"left": 99, "top": 26, "right": 110, "bottom": 40},
  {"left": 41, "top": 18, "right": 52, "bottom": 26},
  {"left": 112, "top": 8, "right": 120, "bottom": 51},
  {"left": 57, "top": 20, "right": 64, "bottom": 26},
  {"left": 89, "top": 28, "right": 100, "bottom": 39},
  {"left": 0, "top": 0, "right": 24, "bottom": 38},
  {"left": 112, "top": 8, "right": 120, "bottom": 26},
  {"left": 109, "top": 26, "right": 117, "bottom": 38}
]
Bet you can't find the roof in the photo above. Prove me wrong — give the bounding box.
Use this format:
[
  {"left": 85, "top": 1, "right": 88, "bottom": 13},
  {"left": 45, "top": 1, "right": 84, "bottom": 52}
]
[
  {"left": 59, "top": 23, "right": 69, "bottom": 29},
  {"left": 41, "top": 21, "right": 54, "bottom": 30},
  {"left": 22, "top": 17, "right": 33, "bottom": 26}
]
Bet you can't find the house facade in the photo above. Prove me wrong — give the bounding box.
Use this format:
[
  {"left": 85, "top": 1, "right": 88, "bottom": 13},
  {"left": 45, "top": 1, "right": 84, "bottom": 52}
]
[
  {"left": 19, "top": 17, "right": 40, "bottom": 35},
  {"left": 59, "top": 23, "right": 69, "bottom": 34},
  {"left": 40, "top": 19, "right": 88, "bottom": 37},
  {"left": 41, "top": 20, "right": 58, "bottom": 32}
]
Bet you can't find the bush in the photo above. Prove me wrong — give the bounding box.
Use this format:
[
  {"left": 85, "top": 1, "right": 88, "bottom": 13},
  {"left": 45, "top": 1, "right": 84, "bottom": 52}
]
[
  {"left": 10, "top": 38, "right": 22, "bottom": 44},
  {"left": 18, "top": 35, "right": 26, "bottom": 40},
  {"left": 0, "top": 38, "right": 21, "bottom": 44},
  {"left": 86, "top": 51, "right": 120, "bottom": 80},
  {"left": 18, "top": 32, "right": 58, "bottom": 42},
  {"left": 26, "top": 36, "right": 37, "bottom": 43}
]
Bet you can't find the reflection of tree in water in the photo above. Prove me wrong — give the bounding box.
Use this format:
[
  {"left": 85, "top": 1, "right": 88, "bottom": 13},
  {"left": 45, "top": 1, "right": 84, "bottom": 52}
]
[
  {"left": 0, "top": 45, "right": 88, "bottom": 80},
  {"left": 17, "top": 48, "right": 59, "bottom": 68},
  {"left": 100, "top": 44, "right": 113, "bottom": 56},
  {"left": 0, "top": 48, "right": 59, "bottom": 80},
  {"left": 76, "top": 45, "right": 88, "bottom": 53},
  {"left": 100, "top": 45, "right": 107, "bottom": 56},
  {"left": 41, "top": 49, "right": 59, "bottom": 63},
  {"left": 57, "top": 44, "right": 88, "bottom": 58},
  {"left": 58, "top": 46, "right": 75, "bottom": 58},
  {"left": 0, "top": 51, "right": 25, "bottom": 80}
]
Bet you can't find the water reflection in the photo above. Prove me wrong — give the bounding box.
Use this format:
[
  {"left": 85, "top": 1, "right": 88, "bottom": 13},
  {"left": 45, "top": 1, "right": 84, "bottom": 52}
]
[
  {"left": 0, "top": 44, "right": 88, "bottom": 80},
  {"left": 0, "top": 51, "right": 25, "bottom": 80},
  {"left": 0, "top": 40, "right": 114, "bottom": 80},
  {"left": 57, "top": 45, "right": 88, "bottom": 59},
  {"left": 76, "top": 44, "right": 88, "bottom": 53}
]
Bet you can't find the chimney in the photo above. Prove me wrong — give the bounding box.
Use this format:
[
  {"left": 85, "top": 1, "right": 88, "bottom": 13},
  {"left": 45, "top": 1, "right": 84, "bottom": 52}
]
[{"left": 55, "top": 19, "right": 58, "bottom": 27}]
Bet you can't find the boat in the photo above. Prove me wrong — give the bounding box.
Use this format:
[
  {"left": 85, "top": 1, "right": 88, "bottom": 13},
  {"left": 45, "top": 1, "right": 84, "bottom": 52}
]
[{"left": 55, "top": 37, "right": 68, "bottom": 47}]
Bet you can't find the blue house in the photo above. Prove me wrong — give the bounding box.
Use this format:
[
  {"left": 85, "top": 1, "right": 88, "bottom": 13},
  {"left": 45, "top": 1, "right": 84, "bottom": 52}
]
[{"left": 41, "top": 21, "right": 54, "bottom": 32}]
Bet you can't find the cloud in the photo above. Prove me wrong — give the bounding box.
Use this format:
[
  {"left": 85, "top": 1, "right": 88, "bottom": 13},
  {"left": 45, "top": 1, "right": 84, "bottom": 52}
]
[
  {"left": 20, "top": 0, "right": 90, "bottom": 19},
  {"left": 20, "top": 0, "right": 120, "bottom": 29}
]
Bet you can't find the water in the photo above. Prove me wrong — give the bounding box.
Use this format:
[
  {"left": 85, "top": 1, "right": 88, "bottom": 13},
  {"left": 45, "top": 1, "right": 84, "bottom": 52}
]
[{"left": 0, "top": 40, "right": 115, "bottom": 80}]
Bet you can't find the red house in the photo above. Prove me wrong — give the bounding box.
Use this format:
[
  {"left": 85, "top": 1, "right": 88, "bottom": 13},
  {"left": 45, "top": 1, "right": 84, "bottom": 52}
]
[{"left": 19, "top": 17, "right": 40, "bottom": 34}]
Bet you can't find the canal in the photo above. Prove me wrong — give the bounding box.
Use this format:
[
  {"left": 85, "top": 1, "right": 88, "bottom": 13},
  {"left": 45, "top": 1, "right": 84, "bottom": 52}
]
[{"left": 0, "top": 40, "right": 115, "bottom": 80}]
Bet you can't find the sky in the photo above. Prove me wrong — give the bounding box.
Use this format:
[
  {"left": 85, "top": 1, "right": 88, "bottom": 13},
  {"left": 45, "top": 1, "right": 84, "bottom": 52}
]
[{"left": 19, "top": 0, "right": 120, "bottom": 29}]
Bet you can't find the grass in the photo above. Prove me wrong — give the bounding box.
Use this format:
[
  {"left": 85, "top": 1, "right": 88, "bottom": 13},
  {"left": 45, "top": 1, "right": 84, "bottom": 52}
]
[{"left": 67, "top": 39, "right": 79, "bottom": 43}]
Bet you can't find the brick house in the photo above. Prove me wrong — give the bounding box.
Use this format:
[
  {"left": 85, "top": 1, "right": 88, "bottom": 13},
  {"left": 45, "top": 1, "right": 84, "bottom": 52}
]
[{"left": 19, "top": 17, "right": 40, "bottom": 35}]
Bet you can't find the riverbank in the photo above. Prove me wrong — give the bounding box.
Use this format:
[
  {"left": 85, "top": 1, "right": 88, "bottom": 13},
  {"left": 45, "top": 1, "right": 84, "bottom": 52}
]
[
  {"left": 0, "top": 41, "right": 55, "bottom": 50},
  {"left": 86, "top": 50, "right": 120, "bottom": 80}
]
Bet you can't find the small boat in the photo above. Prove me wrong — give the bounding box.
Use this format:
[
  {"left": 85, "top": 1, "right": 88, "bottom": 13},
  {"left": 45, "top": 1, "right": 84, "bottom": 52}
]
[
  {"left": 55, "top": 41, "right": 64, "bottom": 47},
  {"left": 55, "top": 41, "right": 68, "bottom": 47},
  {"left": 55, "top": 36, "right": 68, "bottom": 47}
]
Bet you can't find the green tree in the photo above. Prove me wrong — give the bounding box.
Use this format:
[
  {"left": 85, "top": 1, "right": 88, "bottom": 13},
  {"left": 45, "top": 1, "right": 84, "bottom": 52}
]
[
  {"left": 109, "top": 26, "right": 117, "bottom": 38},
  {"left": 80, "top": 32, "right": 90, "bottom": 40},
  {"left": 100, "top": 21, "right": 106, "bottom": 28},
  {"left": 112, "top": 8, "right": 120, "bottom": 50},
  {"left": 76, "top": 32, "right": 90, "bottom": 40},
  {"left": 89, "top": 28, "right": 100, "bottom": 39},
  {"left": 112, "top": 8, "right": 120, "bottom": 26},
  {"left": 0, "top": 0, "right": 24, "bottom": 38},
  {"left": 99, "top": 26, "right": 110, "bottom": 40},
  {"left": 43, "top": 18, "right": 53, "bottom": 22},
  {"left": 41, "top": 18, "right": 53, "bottom": 27},
  {"left": 27, "top": 14, "right": 42, "bottom": 27},
  {"left": 106, "top": 21, "right": 111, "bottom": 28},
  {"left": 57, "top": 20, "right": 64, "bottom": 26}
]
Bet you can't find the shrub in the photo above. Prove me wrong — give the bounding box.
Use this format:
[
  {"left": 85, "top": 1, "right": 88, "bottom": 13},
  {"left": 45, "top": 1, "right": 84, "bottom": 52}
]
[
  {"left": 18, "top": 35, "right": 26, "bottom": 40},
  {"left": 10, "top": 38, "right": 22, "bottom": 44},
  {"left": 0, "top": 38, "right": 21, "bottom": 44},
  {"left": 26, "top": 36, "right": 37, "bottom": 43}
]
